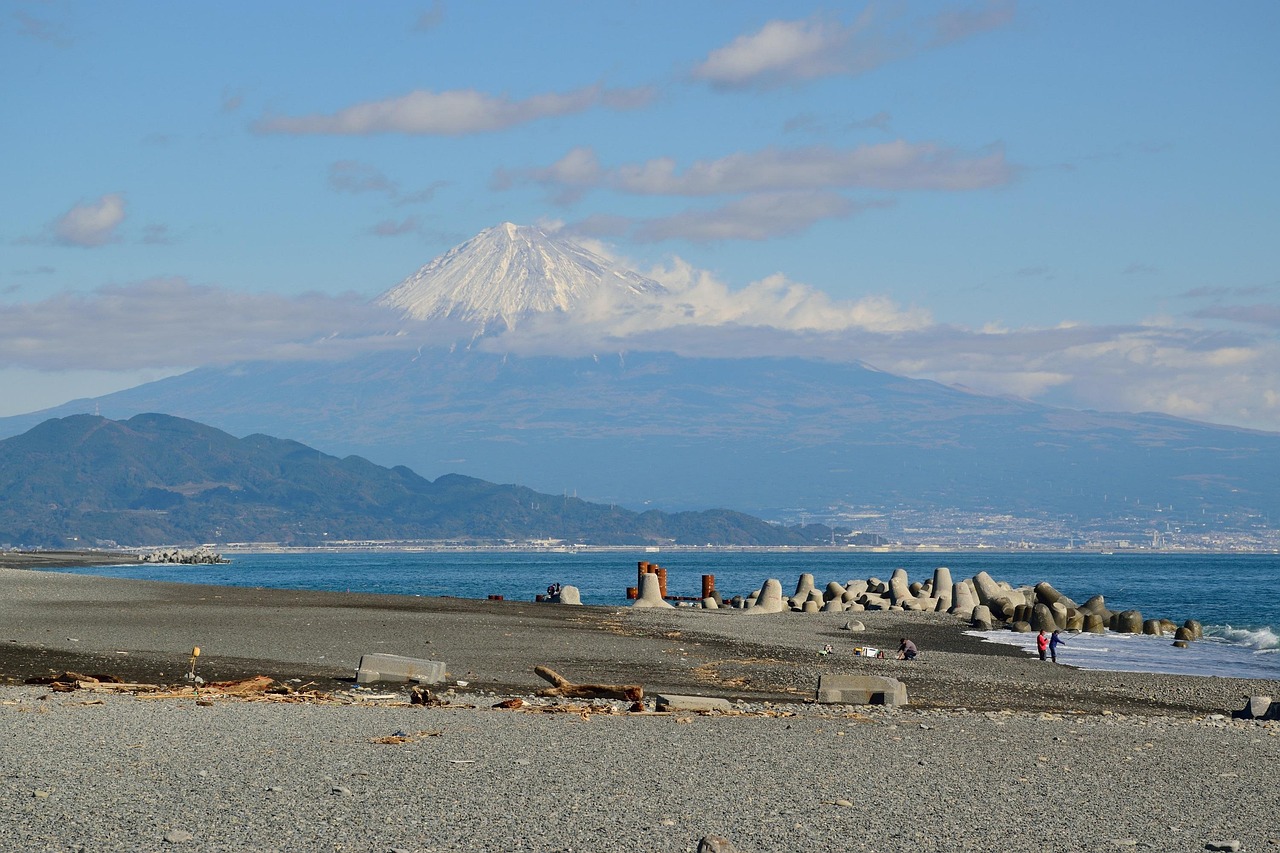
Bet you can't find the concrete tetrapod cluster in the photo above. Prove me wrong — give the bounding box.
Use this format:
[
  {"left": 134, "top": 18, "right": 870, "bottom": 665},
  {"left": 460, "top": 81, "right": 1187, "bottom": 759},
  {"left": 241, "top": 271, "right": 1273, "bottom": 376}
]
[
  {"left": 961, "top": 570, "right": 1203, "bottom": 647},
  {"left": 632, "top": 566, "right": 1203, "bottom": 648}
]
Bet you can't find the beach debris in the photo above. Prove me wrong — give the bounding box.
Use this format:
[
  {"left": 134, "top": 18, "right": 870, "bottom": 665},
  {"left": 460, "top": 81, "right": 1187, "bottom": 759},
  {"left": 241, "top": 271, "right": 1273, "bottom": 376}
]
[
  {"left": 409, "top": 686, "right": 440, "bottom": 706},
  {"left": 162, "top": 829, "right": 195, "bottom": 844},
  {"left": 534, "top": 665, "right": 643, "bottom": 701},
  {"left": 697, "top": 836, "right": 739, "bottom": 853},
  {"left": 371, "top": 730, "right": 442, "bottom": 745},
  {"left": 204, "top": 675, "right": 274, "bottom": 695},
  {"left": 1204, "top": 842, "right": 1241, "bottom": 852},
  {"left": 355, "top": 653, "right": 446, "bottom": 685},
  {"left": 183, "top": 646, "right": 202, "bottom": 684},
  {"left": 26, "top": 671, "right": 124, "bottom": 691},
  {"left": 653, "top": 694, "right": 731, "bottom": 713},
  {"left": 349, "top": 691, "right": 398, "bottom": 701},
  {"left": 815, "top": 673, "right": 908, "bottom": 707},
  {"left": 493, "top": 697, "right": 524, "bottom": 709}
]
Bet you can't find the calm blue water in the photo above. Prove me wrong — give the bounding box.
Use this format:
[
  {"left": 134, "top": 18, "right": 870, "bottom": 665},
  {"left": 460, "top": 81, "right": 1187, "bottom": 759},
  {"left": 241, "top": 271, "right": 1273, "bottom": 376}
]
[{"left": 47, "top": 550, "right": 1280, "bottom": 680}]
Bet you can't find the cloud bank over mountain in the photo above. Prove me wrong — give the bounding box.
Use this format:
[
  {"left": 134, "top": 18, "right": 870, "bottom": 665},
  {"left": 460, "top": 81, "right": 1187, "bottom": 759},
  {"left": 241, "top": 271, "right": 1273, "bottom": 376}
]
[{"left": 4, "top": 223, "right": 1276, "bottom": 431}]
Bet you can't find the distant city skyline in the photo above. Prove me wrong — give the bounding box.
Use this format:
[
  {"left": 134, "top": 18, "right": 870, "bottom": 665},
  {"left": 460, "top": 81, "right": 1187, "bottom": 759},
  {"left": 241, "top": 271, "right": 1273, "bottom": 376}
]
[{"left": 2, "top": 2, "right": 1278, "bottom": 429}]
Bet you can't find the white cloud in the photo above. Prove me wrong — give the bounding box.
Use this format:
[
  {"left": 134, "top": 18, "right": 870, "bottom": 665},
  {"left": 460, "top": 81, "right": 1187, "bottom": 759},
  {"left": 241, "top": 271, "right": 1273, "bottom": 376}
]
[
  {"left": 461, "top": 253, "right": 1280, "bottom": 431},
  {"left": 1194, "top": 303, "right": 1280, "bottom": 329},
  {"left": 4, "top": 262, "right": 1277, "bottom": 433},
  {"left": 629, "top": 192, "right": 863, "bottom": 242},
  {"left": 51, "top": 194, "right": 126, "bottom": 247},
  {"left": 692, "top": 4, "right": 1015, "bottom": 89},
  {"left": 693, "top": 15, "right": 868, "bottom": 88},
  {"left": 0, "top": 278, "right": 407, "bottom": 371},
  {"left": 370, "top": 216, "right": 422, "bottom": 237},
  {"left": 502, "top": 142, "right": 1014, "bottom": 199},
  {"left": 329, "top": 161, "right": 397, "bottom": 195},
  {"left": 928, "top": 1, "right": 1017, "bottom": 47},
  {"left": 254, "top": 84, "right": 654, "bottom": 136},
  {"left": 413, "top": 2, "right": 444, "bottom": 32}
]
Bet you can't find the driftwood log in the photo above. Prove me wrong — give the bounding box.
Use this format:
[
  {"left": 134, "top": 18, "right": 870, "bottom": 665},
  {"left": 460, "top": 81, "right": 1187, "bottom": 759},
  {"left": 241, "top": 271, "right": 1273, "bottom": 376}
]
[{"left": 534, "top": 666, "right": 643, "bottom": 702}]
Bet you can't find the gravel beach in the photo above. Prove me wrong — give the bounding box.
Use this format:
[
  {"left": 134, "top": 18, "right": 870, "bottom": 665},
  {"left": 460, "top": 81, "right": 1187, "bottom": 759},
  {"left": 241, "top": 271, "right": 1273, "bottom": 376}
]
[{"left": 2, "top": 563, "right": 1278, "bottom": 852}]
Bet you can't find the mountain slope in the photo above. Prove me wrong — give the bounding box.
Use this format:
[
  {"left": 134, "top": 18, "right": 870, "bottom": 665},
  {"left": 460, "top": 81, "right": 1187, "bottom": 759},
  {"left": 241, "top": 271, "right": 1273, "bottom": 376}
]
[
  {"left": 0, "top": 414, "right": 837, "bottom": 548},
  {"left": 3, "top": 350, "right": 1276, "bottom": 544},
  {"left": 376, "top": 222, "right": 664, "bottom": 330}
]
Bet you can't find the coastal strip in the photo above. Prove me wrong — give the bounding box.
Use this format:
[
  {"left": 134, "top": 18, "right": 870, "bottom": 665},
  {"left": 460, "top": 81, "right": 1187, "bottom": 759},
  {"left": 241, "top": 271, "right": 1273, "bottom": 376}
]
[
  {"left": 2, "top": 564, "right": 1278, "bottom": 852},
  {"left": 1, "top": 566, "right": 1275, "bottom": 717}
]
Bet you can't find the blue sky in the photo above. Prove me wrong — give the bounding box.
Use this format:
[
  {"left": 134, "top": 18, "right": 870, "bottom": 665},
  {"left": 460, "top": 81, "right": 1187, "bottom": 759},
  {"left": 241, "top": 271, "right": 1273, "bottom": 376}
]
[{"left": 3, "top": 1, "right": 1279, "bottom": 428}]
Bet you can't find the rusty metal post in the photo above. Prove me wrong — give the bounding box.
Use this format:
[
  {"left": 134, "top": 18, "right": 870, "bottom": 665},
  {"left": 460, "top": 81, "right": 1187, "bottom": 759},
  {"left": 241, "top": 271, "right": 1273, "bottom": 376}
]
[{"left": 701, "top": 574, "right": 715, "bottom": 599}]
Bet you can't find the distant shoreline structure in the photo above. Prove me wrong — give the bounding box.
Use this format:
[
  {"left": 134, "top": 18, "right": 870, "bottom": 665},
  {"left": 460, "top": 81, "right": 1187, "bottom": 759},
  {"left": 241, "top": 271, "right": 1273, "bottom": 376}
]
[
  {"left": 217, "top": 540, "right": 1279, "bottom": 556},
  {"left": 6, "top": 542, "right": 1278, "bottom": 569}
]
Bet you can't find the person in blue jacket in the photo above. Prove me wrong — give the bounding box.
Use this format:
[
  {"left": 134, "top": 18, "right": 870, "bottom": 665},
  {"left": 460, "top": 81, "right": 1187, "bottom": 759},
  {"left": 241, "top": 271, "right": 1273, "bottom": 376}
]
[{"left": 1049, "top": 629, "right": 1066, "bottom": 663}]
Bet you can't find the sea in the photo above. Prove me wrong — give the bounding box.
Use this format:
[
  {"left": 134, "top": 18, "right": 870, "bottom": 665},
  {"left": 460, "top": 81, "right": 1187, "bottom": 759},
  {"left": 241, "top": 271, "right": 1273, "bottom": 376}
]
[{"left": 44, "top": 549, "right": 1280, "bottom": 682}]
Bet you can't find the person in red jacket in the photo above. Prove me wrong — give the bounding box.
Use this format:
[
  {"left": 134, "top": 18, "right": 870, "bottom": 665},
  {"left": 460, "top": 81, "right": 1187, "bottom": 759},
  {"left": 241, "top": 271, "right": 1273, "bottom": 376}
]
[{"left": 1036, "top": 629, "right": 1049, "bottom": 661}]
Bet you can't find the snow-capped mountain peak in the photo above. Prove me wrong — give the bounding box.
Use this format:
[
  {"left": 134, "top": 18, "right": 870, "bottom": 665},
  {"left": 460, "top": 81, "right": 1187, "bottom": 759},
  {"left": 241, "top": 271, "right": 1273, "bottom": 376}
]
[{"left": 376, "top": 223, "right": 665, "bottom": 330}]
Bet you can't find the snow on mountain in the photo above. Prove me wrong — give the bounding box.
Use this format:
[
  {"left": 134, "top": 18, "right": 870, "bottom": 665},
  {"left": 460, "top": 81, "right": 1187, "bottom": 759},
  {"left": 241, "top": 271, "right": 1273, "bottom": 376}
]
[{"left": 376, "top": 222, "right": 666, "bottom": 330}]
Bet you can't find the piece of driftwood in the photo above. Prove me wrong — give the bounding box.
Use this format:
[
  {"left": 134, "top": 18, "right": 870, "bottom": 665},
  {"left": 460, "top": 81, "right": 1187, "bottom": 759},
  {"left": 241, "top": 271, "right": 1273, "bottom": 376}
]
[
  {"left": 533, "top": 666, "right": 643, "bottom": 701},
  {"left": 26, "top": 671, "right": 124, "bottom": 686}
]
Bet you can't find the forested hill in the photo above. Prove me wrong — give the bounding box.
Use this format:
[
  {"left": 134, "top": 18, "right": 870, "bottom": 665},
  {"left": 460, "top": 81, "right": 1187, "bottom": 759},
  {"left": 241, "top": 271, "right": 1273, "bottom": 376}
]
[{"left": 0, "top": 414, "right": 838, "bottom": 548}]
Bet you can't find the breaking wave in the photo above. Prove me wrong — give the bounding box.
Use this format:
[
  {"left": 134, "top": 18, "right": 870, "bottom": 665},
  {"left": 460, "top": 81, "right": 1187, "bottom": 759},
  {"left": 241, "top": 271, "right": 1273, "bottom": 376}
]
[{"left": 1206, "top": 624, "right": 1280, "bottom": 653}]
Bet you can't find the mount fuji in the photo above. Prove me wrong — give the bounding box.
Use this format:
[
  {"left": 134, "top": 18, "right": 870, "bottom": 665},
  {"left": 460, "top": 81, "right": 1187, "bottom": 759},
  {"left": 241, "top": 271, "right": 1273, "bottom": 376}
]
[
  {"left": 377, "top": 222, "right": 664, "bottom": 332},
  {"left": 3, "top": 224, "right": 1278, "bottom": 544}
]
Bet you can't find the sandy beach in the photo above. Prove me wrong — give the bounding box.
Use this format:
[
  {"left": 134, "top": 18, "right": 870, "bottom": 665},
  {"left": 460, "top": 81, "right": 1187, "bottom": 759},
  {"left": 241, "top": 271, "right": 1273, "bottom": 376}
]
[{"left": 2, "top": 561, "right": 1278, "bottom": 852}]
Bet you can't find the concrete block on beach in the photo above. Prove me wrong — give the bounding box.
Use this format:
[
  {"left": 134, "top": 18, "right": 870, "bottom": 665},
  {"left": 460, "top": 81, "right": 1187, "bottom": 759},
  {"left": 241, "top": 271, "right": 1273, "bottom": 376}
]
[
  {"left": 632, "top": 572, "right": 674, "bottom": 609},
  {"left": 355, "top": 654, "right": 445, "bottom": 685},
  {"left": 655, "top": 694, "right": 733, "bottom": 713},
  {"left": 972, "top": 571, "right": 1004, "bottom": 606},
  {"left": 746, "top": 579, "right": 785, "bottom": 614},
  {"left": 1031, "top": 603, "right": 1057, "bottom": 632},
  {"left": 932, "top": 567, "right": 953, "bottom": 611},
  {"left": 1232, "top": 696, "right": 1275, "bottom": 720},
  {"left": 1113, "top": 610, "right": 1143, "bottom": 634},
  {"left": 815, "top": 673, "right": 908, "bottom": 706},
  {"left": 949, "top": 581, "right": 975, "bottom": 616},
  {"left": 557, "top": 585, "right": 582, "bottom": 605},
  {"left": 888, "top": 568, "right": 912, "bottom": 605}
]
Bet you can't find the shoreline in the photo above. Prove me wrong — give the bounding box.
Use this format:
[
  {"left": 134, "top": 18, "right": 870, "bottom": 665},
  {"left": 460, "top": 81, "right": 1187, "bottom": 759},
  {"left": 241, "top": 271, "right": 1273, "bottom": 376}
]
[
  {"left": 3, "top": 564, "right": 1277, "bottom": 851},
  {"left": 1, "top": 566, "right": 1274, "bottom": 718},
  {"left": 8, "top": 542, "right": 1280, "bottom": 560}
]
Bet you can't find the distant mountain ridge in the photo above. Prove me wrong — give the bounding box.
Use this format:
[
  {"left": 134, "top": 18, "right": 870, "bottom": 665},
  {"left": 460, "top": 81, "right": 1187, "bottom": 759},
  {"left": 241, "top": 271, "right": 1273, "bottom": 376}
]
[
  {"left": 0, "top": 413, "right": 839, "bottom": 548},
  {"left": 4, "top": 350, "right": 1277, "bottom": 545},
  {"left": 2, "top": 221, "right": 1278, "bottom": 546},
  {"left": 376, "top": 222, "right": 665, "bottom": 331}
]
